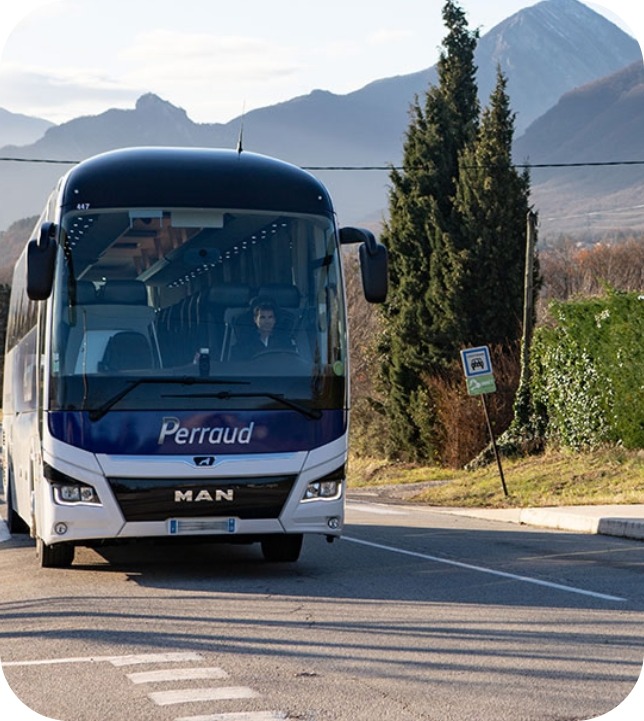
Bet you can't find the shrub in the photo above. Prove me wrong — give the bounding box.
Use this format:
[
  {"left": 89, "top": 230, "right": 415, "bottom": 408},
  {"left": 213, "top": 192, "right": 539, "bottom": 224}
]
[{"left": 530, "top": 290, "right": 643, "bottom": 449}]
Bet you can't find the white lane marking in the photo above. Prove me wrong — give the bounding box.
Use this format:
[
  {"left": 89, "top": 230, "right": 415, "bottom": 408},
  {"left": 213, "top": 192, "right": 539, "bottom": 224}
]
[
  {"left": 2, "top": 652, "right": 205, "bottom": 667},
  {"left": 175, "top": 712, "right": 287, "bottom": 721},
  {"left": 149, "top": 686, "right": 259, "bottom": 706},
  {"left": 0, "top": 519, "right": 10, "bottom": 543},
  {"left": 127, "top": 667, "right": 229, "bottom": 684},
  {"left": 346, "top": 502, "right": 408, "bottom": 515},
  {"left": 344, "top": 536, "right": 628, "bottom": 603}
]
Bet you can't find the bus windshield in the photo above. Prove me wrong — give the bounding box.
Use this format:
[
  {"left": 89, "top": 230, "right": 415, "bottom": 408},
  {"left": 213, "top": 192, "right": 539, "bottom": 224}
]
[{"left": 49, "top": 208, "right": 347, "bottom": 415}]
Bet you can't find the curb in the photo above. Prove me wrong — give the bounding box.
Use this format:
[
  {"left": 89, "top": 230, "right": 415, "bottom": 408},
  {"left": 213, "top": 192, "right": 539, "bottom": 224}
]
[
  {"left": 519, "top": 508, "right": 603, "bottom": 534},
  {"left": 597, "top": 517, "right": 644, "bottom": 541},
  {"left": 440, "top": 506, "right": 644, "bottom": 541},
  {"left": 517, "top": 508, "right": 644, "bottom": 541}
]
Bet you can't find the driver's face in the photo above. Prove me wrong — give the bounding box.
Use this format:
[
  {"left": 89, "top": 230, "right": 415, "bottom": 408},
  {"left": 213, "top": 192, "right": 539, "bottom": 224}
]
[{"left": 255, "top": 309, "right": 276, "bottom": 334}]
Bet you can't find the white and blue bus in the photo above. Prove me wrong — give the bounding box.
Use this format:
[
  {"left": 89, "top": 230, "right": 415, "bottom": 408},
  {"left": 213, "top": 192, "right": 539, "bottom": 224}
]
[{"left": 2, "top": 147, "right": 387, "bottom": 567}]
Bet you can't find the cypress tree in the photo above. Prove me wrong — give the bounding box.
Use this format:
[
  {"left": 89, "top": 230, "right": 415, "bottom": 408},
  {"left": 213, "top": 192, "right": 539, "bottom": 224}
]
[
  {"left": 379, "top": 0, "right": 479, "bottom": 460},
  {"left": 450, "top": 68, "right": 533, "bottom": 349}
]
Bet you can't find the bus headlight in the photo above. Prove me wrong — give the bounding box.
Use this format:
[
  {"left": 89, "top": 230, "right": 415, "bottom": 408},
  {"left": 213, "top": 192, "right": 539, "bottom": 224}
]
[
  {"left": 57, "top": 485, "right": 99, "bottom": 504},
  {"left": 303, "top": 465, "right": 344, "bottom": 501},
  {"left": 44, "top": 464, "right": 101, "bottom": 505}
]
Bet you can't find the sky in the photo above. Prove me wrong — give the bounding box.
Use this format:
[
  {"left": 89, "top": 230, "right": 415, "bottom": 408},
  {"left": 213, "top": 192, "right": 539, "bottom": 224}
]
[{"left": 0, "top": 0, "right": 642, "bottom": 126}]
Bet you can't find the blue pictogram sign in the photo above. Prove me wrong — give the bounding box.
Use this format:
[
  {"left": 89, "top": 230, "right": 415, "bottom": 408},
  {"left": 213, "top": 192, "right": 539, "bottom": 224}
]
[{"left": 460, "top": 346, "right": 493, "bottom": 378}]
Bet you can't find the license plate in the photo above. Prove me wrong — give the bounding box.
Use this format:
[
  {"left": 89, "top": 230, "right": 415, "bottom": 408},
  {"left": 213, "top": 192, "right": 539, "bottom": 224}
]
[{"left": 168, "top": 518, "right": 237, "bottom": 535}]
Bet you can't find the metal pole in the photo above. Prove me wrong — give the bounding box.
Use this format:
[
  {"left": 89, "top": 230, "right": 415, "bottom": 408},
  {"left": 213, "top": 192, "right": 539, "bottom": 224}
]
[
  {"left": 521, "top": 210, "right": 537, "bottom": 380},
  {"left": 481, "top": 393, "right": 508, "bottom": 497}
]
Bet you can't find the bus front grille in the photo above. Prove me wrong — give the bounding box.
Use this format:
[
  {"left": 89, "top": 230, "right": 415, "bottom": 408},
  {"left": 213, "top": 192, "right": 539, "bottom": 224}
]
[{"left": 107, "top": 475, "right": 296, "bottom": 522}]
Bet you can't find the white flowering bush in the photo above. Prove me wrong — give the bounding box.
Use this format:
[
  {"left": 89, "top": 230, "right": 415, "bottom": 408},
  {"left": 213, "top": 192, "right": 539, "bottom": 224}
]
[{"left": 529, "top": 290, "right": 643, "bottom": 450}]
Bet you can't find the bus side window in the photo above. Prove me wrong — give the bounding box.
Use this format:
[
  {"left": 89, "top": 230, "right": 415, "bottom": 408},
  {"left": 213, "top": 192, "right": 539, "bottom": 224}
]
[{"left": 22, "top": 353, "right": 36, "bottom": 405}]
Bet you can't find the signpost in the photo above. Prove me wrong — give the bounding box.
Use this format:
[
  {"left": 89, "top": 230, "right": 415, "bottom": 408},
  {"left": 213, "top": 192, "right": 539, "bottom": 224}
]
[{"left": 460, "top": 346, "right": 508, "bottom": 497}]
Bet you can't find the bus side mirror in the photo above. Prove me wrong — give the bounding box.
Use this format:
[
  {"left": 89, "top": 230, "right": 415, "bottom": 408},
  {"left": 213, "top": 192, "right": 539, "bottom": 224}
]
[
  {"left": 27, "top": 221, "right": 58, "bottom": 301},
  {"left": 339, "top": 226, "right": 388, "bottom": 303}
]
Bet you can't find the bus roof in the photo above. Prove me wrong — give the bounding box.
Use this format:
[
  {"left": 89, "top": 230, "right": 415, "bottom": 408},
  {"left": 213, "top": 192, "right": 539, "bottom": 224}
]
[{"left": 60, "top": 147, "right": 335, "bottom": 217}]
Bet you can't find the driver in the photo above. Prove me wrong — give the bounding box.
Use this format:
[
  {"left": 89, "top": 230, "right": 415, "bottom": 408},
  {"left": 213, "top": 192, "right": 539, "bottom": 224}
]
[{"left": 232, "top": 297, "right": 296, "bottom": 360}]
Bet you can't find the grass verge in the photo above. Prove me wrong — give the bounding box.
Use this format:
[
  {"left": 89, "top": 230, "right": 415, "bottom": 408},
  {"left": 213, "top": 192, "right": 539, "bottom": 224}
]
[{"left": 348, "top": 448, "right": 644, "bottom": 508}]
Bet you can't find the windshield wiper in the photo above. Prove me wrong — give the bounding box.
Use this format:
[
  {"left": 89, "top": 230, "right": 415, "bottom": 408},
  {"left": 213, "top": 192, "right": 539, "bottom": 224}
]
[
  {"left": 163, "top": 391, "right": 323, "bottom": 420},
  {"left": 88, "top": 376, "right": 248, "bottom": 422}
]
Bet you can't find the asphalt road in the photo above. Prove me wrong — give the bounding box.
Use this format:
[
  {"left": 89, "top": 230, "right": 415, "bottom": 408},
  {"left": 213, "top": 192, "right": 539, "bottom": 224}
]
[{"left": 1, "top": 497, "right": 643, "bottom": 721}]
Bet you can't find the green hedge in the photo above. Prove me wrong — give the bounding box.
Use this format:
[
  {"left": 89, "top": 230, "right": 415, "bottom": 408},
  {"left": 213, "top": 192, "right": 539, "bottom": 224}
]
[{"left": 530, "top": 290, "right": 643, "bottom": 450}]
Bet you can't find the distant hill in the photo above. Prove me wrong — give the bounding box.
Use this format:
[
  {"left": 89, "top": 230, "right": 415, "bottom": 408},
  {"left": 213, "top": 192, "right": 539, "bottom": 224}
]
[
  {"left": 0, "top": 108, "right": 53, "bottom": 147},
  {"left": 516, "top": 62, "right": 644, "bottom": 164},
  {"left": 0, "top": 0, "right": 640, "bottom": 254},
  {"left": 516, "top": 61, "right": 644, "bottom": 236}
]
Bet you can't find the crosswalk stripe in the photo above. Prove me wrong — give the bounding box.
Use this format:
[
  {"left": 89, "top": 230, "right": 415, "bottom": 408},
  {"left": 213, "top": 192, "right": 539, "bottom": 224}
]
[
  {"left": 149, "top": 686, "right": 259, "bottom": 706},
  {"left": 110, "top": 652, "right": 205, "bottom": 667},
  {"left": 127, "top": 667, "right": 229, "bottom": 684},
  {"left": 174, "top": 712, "right": 287, "bottom": 721}
]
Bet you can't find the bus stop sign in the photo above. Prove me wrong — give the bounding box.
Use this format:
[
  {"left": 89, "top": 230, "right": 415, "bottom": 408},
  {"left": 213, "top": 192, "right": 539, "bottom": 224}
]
[
  {"left": 459, "top": 345, "right": 507, "bottom": 495},
  {"left": 460, "top": 346, "right": 496, "bottom": 395}
]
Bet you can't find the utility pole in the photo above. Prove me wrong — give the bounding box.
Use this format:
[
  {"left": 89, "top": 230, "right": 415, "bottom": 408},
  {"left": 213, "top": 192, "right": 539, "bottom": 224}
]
[
  {"left": 520, "top": 210, "right": 538, "bottom": 384},
  {"left": 511, "top": 209, "right": 538, "bottom": 435}
]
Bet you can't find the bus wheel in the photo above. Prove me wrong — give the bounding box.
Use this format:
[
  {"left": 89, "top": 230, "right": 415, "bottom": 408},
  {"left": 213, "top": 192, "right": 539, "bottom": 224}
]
[
  {"left": 261, "top": 534, "right": 303, "bottom": 563},
  {"left": 5, "top": 467, "right": 30, "bottom": 535},
  {"left": 37, "top": 538, "right": 75, "bottom": 568}
]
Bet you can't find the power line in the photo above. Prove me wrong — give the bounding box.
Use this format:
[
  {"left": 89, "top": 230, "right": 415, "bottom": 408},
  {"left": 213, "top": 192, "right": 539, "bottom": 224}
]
[
  {"left": 2, "top": 157, "right": 644, "bottom": 170},
  {"left": 306, "top": 161, "right": 644, "bottom": 170},
  {"left": 520, "top": 160, "right": 644, "bottom": 168},
  {"left": 0, "top": 157, "right": 77, "bottom": 165}
]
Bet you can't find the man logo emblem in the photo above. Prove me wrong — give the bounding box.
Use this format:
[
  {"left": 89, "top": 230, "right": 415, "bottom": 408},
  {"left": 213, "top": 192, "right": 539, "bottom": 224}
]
[{"left": 194, "top": 456, "right": 216, "bottom": 467}]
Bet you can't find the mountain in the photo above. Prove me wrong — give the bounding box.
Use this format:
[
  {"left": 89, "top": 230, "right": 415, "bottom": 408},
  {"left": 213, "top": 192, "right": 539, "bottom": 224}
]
[
  {"left": 474, "top": 0, "right": 640, "bottom": 133},
  {"left": 0, "top": 0, "right": 640, "bottom": 238},
  {"left": 0, "top": 108, "right": 53, "bottom": 147},
  {"left": 344, "top": 0, "right": 640, "bottom": 139},
  {"left": 515, "top": 61, "right": 644, "bottom": 236},
  {"left": 22, "top": 93, "right": 221, "bottom": 157},
  {"left": 232, "top": 0, "right": 641, "bottom": 225}
]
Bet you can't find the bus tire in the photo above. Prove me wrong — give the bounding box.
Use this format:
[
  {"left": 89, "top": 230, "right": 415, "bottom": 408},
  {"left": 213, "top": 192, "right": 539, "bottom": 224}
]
[
  {"left": 37, "top": 538, "right": 75, "bottom": 568},
  {"left": 5, "top": 465, "right": 30, "bottom": 535},
  {"left": 261, "top": 534, "right": 303, "bottom": 563}
]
